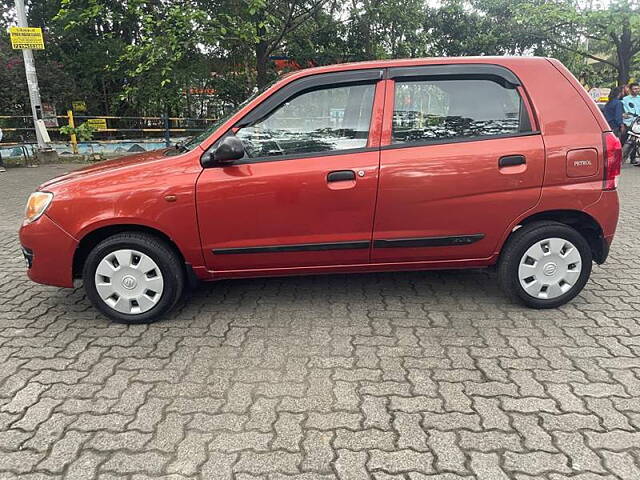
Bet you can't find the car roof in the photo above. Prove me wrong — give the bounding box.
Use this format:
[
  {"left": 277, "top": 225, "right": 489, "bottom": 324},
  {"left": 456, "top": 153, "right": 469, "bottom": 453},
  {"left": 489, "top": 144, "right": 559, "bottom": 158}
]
[{"left": 283, "top": 56, "right": 550, "bottom": 80}]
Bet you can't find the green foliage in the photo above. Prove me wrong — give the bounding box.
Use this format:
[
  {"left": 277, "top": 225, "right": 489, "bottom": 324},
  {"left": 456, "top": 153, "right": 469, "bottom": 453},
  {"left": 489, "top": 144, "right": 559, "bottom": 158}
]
[
  {"left": 2, "top": 0, "right": 640, "bottom": 121},
  {"left": 509, "top": 0, "right": 640, "bottom": 84},
  {"left": 60, "top": 121, "right": 96, "bottom": 141}
]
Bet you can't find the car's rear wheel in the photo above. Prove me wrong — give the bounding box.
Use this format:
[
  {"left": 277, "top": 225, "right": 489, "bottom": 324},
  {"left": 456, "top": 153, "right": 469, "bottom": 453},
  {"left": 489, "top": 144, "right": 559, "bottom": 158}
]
[
  {"left": 498, "top": 221, "right": 592, "bottom": 309},
  {"left": 83, "top": 232, "right": 184, "bottom": 323}
]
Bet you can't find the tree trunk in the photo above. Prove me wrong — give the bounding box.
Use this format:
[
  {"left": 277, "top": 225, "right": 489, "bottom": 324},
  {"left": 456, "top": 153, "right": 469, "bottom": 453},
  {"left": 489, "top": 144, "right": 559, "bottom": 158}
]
[
  {"left": 102, "top": 78, "right": 110, "bottom": 115},
  {"left": 256, "top": 41, "right": 269, "bottom": 89},
  {"left": 255, "top": 19, "right": 269, "bottom": 90},
  {"left": 617, "top": 20, "right": 632, "bottom": 86},
  {"left": 618, "top": 61, "right": 630, "bottom": 87}
]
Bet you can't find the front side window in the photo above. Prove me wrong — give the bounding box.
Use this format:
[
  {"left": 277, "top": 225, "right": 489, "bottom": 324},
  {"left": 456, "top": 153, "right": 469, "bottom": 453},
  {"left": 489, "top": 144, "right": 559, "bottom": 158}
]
[
  {"left": 392, "top": 78, "right": 529, "bottom": 144},
  {"left": 236, "top": 83, "right": 375, "bottom": 159}
]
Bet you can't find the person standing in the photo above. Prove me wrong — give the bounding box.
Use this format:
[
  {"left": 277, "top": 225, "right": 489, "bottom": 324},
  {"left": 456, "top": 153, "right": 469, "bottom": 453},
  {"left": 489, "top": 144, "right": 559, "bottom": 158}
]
[
  {"left": 0, "top": 127, "right": 6, "bottom": 173},
  {"left": 622, "top": 83, "right": 640, "bottom": 164},
  {"left": 622, "top": 83, "right": 640, "bottom": 128},
  {"left": 604, "top": 86, "right": 624, "bottom": 138}
]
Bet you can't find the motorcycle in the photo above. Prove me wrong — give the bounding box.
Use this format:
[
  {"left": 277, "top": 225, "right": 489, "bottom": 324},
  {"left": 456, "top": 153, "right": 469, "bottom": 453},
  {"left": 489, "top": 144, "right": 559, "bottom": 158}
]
[
  {"left": 623, "top": 100, "right": 640, "bottom": 166},
  {"left": 623, "top": 114, "right": 640, "bottom": 165}
]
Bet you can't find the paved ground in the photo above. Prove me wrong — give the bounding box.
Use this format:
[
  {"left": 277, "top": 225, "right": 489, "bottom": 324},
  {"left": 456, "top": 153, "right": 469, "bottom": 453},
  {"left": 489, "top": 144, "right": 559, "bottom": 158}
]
[{"left": 1, "top": 163, "right": 640, "bottom": 480}]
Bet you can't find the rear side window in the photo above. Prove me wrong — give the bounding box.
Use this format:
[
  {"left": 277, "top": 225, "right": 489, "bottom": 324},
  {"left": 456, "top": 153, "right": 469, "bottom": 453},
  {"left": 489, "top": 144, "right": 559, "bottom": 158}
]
[
  {"left": 392, "top": 78, "right": 531, "bottom": 144},
  {"left": 236, "top": 83, "right": 375, "bottom": 159}
]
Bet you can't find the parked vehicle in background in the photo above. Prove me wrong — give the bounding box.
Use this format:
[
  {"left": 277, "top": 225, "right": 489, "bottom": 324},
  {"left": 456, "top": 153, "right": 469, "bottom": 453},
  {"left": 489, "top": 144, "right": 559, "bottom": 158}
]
[
  {"left": 20, "top": 57, "right": 621, "bottom": 323},
  {"left": 623, "top": 115, "right": 640, "bottom": 165}
]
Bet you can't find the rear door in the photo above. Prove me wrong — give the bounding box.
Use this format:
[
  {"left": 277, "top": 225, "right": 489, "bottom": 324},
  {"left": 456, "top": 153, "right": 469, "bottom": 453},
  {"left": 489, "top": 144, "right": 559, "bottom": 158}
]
[{"left": 372, "top": 64, "right": 545, "bottom": 263}]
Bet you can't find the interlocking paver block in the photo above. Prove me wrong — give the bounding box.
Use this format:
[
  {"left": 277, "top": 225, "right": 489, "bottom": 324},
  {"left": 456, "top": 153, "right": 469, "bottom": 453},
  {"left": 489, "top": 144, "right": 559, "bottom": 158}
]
[
  {"left": 200, "top": 451, "right": 237, "bottom": 479},
  {"left": 393, "top": 412, "right": 428, "bottom": 451},
  {"left": 301, "top": 429, "right": 334, "bottom": 472},
  {"left": 306, "top": 411, "right": 361, "bottom": 431},
  {"left": 501, "top": 397, "right": 558, "bottom": 413},
  {"left": 166, "top": 431, "right": 211, "bottom": 476},
  {"left": 422, "top": 412, "right": 481, "bottom": 431},
  {"left": 586, "top": 430, "right": 640, "bottom": 449},
  {"left": 88, "top": 431, "right": 152, "bottom": 451},
  {"left": 585, "top": 397, "right": 633, "bottom": 430},
  {"left": 36, "top": 430, "right": 89, "bottom": 473},
  {"left": 333, "top": 428, "right": 396, "bottom": 450},
  {"left": 361, "top": 395, "right": 391, "bottom": 430},
  {"left": 428, "top": 430, "right": 466, "bottom": 474},
  {"left": 601, "top": 450, "right": 640, "bottom": 480},
  {"left": 552, "top": 432, "right": 605, "bottom": 474},
  {"left": 101, "top": 452, "right": 170, "bottom": 475},
  {"left": 272, "top": 412, "right": 304, "bottom": 451},
  {"left": 65, "top": 451, "right": 104, "bottom": 480},
  {"left": 503, "top": 451, "right": 570, "bottom": 475},
  {"left": 2, "top": 165, "right": 640, "bottom": 478},
  {"left": 368, "top": 449, "right": 434, "bottom": 474},
  {"left": 540, "top": 413, "right": 602, "bottom": 431},
  {"left": 1, "top": 383, "right": 47, "bottom": 414},
  {"left": 0, "top": 451, "right": 45, "bottom": 474},
  {"left": 458, "top": 430, "right": 524, "bottom": 452},
  {"left": 469, "top": 452, "right": 510, "bottom": 480},
  {"left": 334, "top": 449, "right": 368, "bottom": 480},
  {"left": 234, "top": 451, "right": 302, "bottom": 475}
]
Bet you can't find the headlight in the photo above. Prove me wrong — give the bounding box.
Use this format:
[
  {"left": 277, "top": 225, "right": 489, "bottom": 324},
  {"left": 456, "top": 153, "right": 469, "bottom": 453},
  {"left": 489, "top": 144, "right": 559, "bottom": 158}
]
[{"left": 24, "top": 192, "right": 53, "bottom": 224}]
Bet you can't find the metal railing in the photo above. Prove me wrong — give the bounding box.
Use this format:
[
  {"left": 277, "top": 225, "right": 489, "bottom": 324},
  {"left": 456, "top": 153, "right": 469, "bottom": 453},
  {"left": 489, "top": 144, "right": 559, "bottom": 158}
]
[{"left": 0, "top": 112, "right": 216, "bottom": 148}]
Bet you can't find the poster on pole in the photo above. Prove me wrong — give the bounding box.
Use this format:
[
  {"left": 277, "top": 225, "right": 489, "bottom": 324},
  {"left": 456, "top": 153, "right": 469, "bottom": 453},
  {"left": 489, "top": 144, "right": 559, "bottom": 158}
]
[
  {"left": 9, "top": 27, "right": 45, "bottom": 50},
  {"left": 42, "top": 103, "right": 58, "bottom": 128}
]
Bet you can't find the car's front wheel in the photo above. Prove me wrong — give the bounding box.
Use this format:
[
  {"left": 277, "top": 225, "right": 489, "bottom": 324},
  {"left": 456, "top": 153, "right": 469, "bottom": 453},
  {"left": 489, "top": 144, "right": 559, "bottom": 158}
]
[
  {"left": 83, "top": 232, "right": 184, "bottom": 323},
  {"left": 498, "top": 221, "right": 593, "bottom": 309}
]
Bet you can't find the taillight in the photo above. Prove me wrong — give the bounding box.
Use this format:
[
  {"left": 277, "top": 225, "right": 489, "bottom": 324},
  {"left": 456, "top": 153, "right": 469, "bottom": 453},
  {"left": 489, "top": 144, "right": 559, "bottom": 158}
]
[{"left": 603, "top": 132, "right": 622, "bottom": 190}]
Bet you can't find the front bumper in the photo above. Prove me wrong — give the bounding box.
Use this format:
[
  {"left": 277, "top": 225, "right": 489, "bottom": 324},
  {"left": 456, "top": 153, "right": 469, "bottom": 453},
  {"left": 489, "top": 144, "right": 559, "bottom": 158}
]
[
  {"left": 21, "top": 247, "right": 33, "bottom": 269},
  {"left": 19, "top": 214, "right": 78, "bottom": 288}
]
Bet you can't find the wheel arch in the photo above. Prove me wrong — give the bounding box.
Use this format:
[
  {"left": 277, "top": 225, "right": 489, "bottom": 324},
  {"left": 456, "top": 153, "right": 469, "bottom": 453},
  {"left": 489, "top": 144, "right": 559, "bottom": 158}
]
[
  {"left": 73, "top": 224, "right": 192, "bottom": 280},
  {"left": 503, "top": 209, "right": 608, "bottom": 264}
]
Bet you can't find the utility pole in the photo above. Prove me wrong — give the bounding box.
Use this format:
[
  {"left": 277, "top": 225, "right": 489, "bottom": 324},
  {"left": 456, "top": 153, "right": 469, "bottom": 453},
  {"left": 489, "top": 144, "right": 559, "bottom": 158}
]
[{"left": 15, "top": 0, "right": 53, "bottom": 154}]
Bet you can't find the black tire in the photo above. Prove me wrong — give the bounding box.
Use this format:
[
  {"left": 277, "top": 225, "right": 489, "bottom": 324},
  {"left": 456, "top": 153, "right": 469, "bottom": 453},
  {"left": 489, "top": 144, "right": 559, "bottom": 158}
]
[
  {"left": 83, "top": 232, "right": 185, "bottom": 324},
  {"left": 623, "top": 140, "right": 638, "bottom": 164},
  {"left": 498, "top": 221, "right": 592, "bottom": 309}
]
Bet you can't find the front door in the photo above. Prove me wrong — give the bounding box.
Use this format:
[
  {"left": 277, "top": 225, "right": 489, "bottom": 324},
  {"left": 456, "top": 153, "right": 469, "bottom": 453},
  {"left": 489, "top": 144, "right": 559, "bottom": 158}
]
[
  {"left": 372, "top": 65, "right": 545, "bottom": 263},
  {"left": 197, "top": 72, "right": 384, "bottom": 272}
]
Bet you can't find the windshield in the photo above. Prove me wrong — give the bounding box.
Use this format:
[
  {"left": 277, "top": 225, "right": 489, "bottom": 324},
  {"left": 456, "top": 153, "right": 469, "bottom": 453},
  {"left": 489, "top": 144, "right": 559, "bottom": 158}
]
[{"left": 182, "top": 79, "right": 279, "bottom": 151}]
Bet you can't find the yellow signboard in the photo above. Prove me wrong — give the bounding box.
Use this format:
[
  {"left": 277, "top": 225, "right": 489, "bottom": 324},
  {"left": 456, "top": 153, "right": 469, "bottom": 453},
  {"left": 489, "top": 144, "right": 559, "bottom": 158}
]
[
  {"left": 86, "top": 118, "right": 108, "bottom": 131},
  {"left": 9, "top": 27, "right": 45, "bottom": 50},
  {"left": 72, "top": 101, "right": 87, "bottom": 113}
]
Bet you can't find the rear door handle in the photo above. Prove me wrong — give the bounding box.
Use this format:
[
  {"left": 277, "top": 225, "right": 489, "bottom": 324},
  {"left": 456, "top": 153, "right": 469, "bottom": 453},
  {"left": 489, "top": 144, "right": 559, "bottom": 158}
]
[
  {"left": 327, "top": 170, "right": 356, "bottom": 182},
  {"left": 499, "top": 155, "right": 526, "bottom": 168}
]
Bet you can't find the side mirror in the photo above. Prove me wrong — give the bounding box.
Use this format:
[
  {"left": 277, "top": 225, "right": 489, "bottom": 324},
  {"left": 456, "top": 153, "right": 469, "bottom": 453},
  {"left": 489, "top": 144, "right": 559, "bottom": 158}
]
[{"left": 214, "top": 135, "right": 245, "bottom": 164}]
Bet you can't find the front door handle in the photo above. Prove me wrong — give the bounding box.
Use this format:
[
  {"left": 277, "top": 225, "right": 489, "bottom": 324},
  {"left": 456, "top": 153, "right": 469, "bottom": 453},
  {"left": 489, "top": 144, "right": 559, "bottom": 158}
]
[
  {"left": 327, "top": 170, "right": 356, "bottom": 182},
  {"left": 499, "top": 155, "right": 526, "bottom": 168}
]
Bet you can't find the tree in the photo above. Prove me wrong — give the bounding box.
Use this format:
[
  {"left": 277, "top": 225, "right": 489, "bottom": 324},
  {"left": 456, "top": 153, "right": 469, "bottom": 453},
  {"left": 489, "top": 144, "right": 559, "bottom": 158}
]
[
  {"left": 580, "top": 0, "right": 640, "bottom": 85},
  {"left": 228, "top": 0, "right": 333, "bottom": 88},
  {"left": 515, "top": 0, "right": 640, "bottom": 85},
  {"left": 344, "top": 0, "right": 426, "bottom": 60},
  {"left": 3, "top": 0, "right": 638, "bottom": 121},
  {"left": 52, "top": 0, "right": 144, "bottom": 114}
]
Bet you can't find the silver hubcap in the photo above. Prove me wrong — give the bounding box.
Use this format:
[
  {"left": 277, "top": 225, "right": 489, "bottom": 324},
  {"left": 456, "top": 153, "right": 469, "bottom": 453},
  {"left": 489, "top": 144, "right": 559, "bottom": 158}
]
[
  {"left": 94, "top": 249, "right": 164, "bottom": 314},
  {"left": 518, "top": 237, "right": 582, "bottom": 300}
]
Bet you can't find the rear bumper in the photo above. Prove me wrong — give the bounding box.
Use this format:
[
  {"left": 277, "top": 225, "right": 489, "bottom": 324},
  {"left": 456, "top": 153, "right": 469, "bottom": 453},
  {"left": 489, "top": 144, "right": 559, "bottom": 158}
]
[
  {"left": 595, "top": 235, "right": 611, "bottom": 265},
  {"left": 585, "top": 190, "right": 619, "bottom": 264},
  {"left": 19, "top": 214, "right": 77, "bottom": 288}
]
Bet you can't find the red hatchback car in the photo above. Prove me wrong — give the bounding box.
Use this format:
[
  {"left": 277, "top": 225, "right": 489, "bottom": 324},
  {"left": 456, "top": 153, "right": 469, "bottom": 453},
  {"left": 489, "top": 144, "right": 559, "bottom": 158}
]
[{"left": 20, "top": 57, "right": 621, "bottom": 323}]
